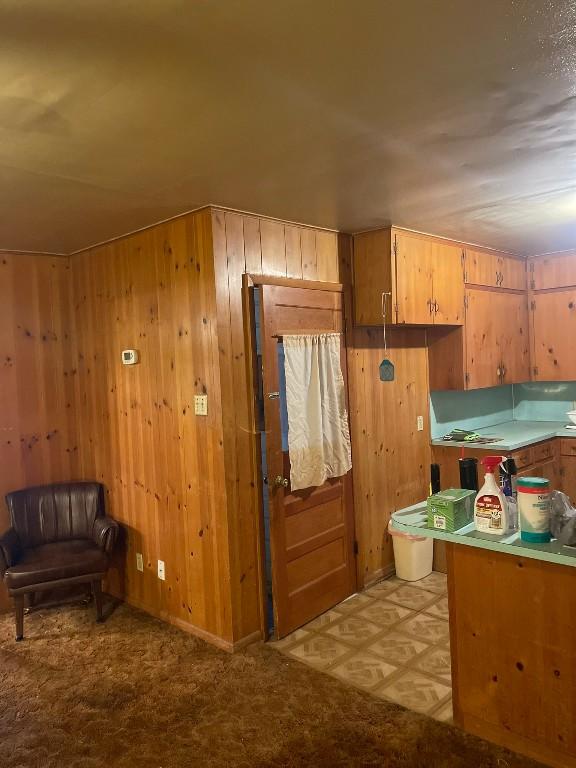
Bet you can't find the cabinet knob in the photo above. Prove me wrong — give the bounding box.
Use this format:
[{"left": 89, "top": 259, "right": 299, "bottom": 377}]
[{"left": 274, "top": 475, "right": 289, "bottom": 488}]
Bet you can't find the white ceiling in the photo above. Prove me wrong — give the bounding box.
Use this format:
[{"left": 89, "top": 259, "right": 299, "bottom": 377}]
[{"left": 1, "top": 0, "right": 575, "bottom": 255}]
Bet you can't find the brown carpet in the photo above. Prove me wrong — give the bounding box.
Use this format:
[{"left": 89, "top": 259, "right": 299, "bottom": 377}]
[{"left": 0, "top": 600, "right": 542, "bottom": 768}]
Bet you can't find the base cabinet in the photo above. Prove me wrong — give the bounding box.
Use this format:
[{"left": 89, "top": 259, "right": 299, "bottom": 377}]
[{"left": 448, "top": 543, "right": 576, "bottom": 768}]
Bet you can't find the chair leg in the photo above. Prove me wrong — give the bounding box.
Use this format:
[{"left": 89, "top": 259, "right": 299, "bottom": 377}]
[
  {"left": 14, "top": 595, "right": 24, "bottom": 641},
  {"left": 92, "top": 580, "right": 104, "bottom": 623}
]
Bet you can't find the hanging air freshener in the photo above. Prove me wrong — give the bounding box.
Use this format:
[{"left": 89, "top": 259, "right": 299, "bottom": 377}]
[{"left": 379, "top": 291, "right": 394, "bottom": 381}]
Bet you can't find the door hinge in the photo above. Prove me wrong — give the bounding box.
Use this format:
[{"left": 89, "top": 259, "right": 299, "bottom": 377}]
[
  {"left": 353, "top": 540, "right": 359, "bottom": 556},
  {"left": 393, "top": 234, "right": 398, "bottom": 258},
  {"left": 530, "top": 280, "right": 535, "bottom": 290},
  {"left": 465, "top": 372, "right": 470, "bottom": 385},
  {"left": 464, "top": 294, "right": 469, "bottom": 310},
  {"left": 267, "top": 391, "right": 280, "bottom": 399},
  {"left": 529, "top": 261, "right": 535, "bottom": 273}
]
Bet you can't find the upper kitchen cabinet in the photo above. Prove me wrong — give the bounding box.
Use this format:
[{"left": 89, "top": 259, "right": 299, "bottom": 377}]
[
  {"left": 530, "top": 289, "right": 576, "bottom": 380},
  {"left": 465, "top": 248, "right": 526, "bottom": 291},
  {"left": 428, "top": 288, "right": 530, "bottom": 390},
  {"left": 352, "top": 227, "right": 465, "bottom": 326},
  {"left": 465, "top": 289, "right": 530, "bottom": 389},
  {"left": 529, "top": 250, "right": 576, "bottom": 290}
]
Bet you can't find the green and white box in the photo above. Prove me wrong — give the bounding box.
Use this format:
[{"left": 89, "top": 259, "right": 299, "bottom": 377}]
[{"left": 427, "top": 488, "right": 475, "bottom": 533}]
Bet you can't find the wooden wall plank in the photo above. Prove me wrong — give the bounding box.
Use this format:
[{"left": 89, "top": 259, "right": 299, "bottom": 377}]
[
  {"left": 260, "top": 219, "right": 287, "bottom": 276},
  {"left": 301, "top": 228, "right": 317, "bottom": 279},
  {"left": 0, "top": 254, "right": 77, "bottom": 611},
  {"left": 69, "top": 210, "right": 234, "bottom": 643}
]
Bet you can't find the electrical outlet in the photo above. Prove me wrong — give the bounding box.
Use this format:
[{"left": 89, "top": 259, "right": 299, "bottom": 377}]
[
  {"left": 417, "top": 415, "right": 424, "bottom": 432},
  {"left": 194, "top": 394, "right": 208, "bottom": 416},
  {"left": 157, "top": 559, "right": 165, "bottom": 581},
  {"left": 136, "top": 552, "right": 144, "bottom": 572}
]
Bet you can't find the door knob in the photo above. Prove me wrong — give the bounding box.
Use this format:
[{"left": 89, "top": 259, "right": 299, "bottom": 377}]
[{"left": 274, "top": 475, "right": 289, "bottom": 488}]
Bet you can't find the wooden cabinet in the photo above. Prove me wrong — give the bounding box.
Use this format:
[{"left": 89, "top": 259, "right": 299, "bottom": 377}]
[
  {"left": 430, "top": 288, "right": 530, "bottom": 390},
  {"left": 529, "top": 250, "right": 576, "bottom": 290},
  {"left": 432, "top": 439, "right": 561, "bottom": 493},
  {"left": 352, "top": 227, "right": 464, "bottom": 326},
  {"left": 395, "top": 230, "right": 464, "bottom": 325},
  {"left": 530, "top": 289, "right": 576, "bottom": 381},
  {"left": 465, "top": 248, "right": 526, "bottom": 291}
]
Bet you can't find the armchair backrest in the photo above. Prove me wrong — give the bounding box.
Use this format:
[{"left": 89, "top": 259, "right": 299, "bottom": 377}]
[{"left": 5, "top": 482, "right": 105, "bottom": 548}]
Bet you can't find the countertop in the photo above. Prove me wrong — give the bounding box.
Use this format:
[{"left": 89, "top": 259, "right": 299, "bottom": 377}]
[
  {"left": 431, "top": 419, "right": 576, "bottom": 451},
  {"left": 392, "top": 502, "right": 576, "bottom": 568}
]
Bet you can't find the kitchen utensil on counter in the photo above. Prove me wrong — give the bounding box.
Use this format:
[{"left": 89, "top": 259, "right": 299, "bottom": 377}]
[
  {"left": 566, "top": 410, "right": 576, "bottom": 426},
  {"left": 442, "top": 428, "right": 502, "bottom": 444}
]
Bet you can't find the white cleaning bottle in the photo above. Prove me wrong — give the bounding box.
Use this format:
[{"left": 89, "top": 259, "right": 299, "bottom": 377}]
[{"left": 474, "top": 455, "right": 510, "bottom": 535}]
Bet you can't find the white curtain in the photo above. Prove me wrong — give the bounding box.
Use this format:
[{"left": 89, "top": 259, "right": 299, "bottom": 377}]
[{"left": 283, "top": 333, "right": 352, "bottom": 491}]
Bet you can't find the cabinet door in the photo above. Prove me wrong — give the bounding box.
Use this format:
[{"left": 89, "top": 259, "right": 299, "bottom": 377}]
[
  {"left": 466, "top": 249, "right": 526, "bottom": 290},
  {"left": 465, "top": 289, "right": 529, "bottom": 389},
  {"left": 531, "top": 252, "right": 576, "bottom": 290},
  {"left": 394, "top": 231, "right": 434, "bottom": 324},
  {"left": 499, "top": 292, "right": 530, "bottom": 384},
  {"left": 499, "top": 255, "right": 526, "bottom": 290},
  {"left": 531, "top": 289, "right": 576, "bottom": 380},
  {"left": 519, "top": 461, "right": 560, "bottom": 491},
  {"left": 560, "top": 456, "right": 576, "bottom": 504},
  {"left": 464, "top": 289, "right": 505, "bottom": 389},
  {"left": 432, "top": 241, "right": 465, "bottom": 324}
]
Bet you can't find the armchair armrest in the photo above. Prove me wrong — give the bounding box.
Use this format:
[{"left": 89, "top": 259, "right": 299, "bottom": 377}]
[
  {"left": 92, "top": 516, "right": 119, "bottom": 555},
  {"left": 0, "top": 528, "right": 21, "bottom": 575}
]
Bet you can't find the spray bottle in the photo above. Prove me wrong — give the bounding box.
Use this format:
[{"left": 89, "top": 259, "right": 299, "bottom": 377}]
[{"left": 474, "top": 456, "right": 510, "bottom": 535}]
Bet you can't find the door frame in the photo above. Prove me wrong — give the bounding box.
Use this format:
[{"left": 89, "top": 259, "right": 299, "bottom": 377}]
[{"left": 241, "top": 273, "right": 356, "bottom": 640}]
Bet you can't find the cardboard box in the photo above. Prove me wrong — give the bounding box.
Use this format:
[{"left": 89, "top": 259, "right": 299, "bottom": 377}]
[{"left": 427, "top": 488, "right": 475, "bottom": 533}]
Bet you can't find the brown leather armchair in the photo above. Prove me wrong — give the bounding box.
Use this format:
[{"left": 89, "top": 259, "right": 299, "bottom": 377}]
[{"left": 0, "top": 482, "right": 119, "bottom": 640}]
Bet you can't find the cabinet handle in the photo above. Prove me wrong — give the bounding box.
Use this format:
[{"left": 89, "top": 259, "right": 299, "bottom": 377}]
[
  {"left": 434, "top": 300, "right": 439, "bottom": 314},
  {"left": 427, "top": 299, "right": 433, "bottom": 315},
  {"left": 497, "top": 367, "right": 502, "bottom": 379}
]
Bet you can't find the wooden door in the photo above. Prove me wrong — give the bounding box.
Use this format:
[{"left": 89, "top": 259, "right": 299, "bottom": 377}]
[
  {"left": 499, "top": 292, "right": 530, "bottom": 384},
  {"left": 259, "top": 281, "right": 356, "bottom": 638},
  {"left": 531, "top": 289, "right": 576, "bottom": 381},
  {"left": 431, "top": 241, "right": 465, "bottom": 324},
  {"left": 466, "top": 249, "right": 526, "bottom": 291},
  {"left": 394, "top": 231, "right": 434, "bottom": 324}
]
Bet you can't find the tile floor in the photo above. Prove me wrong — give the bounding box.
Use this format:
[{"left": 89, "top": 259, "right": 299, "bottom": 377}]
[{"left": 272, "top": 572, "right": 452, "bottom": 722}]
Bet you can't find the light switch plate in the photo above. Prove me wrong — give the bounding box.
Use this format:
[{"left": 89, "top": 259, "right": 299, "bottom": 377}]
[
  {"left": 194, "top": 394, "right": 208, "bottom": 416},
  {"left": 136, "top": 552, "right": 144, "bottom": 572},
  {"left": 417, "top": 415, "right": 424, "bottom": 431},
  {"left": 157, "top": 559, "right": 165, "bottom": 580}
]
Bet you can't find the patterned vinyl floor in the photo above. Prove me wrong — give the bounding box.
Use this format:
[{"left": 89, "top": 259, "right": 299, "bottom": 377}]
[{"left": 271, "top": 572, "right": 452, "bottom": 722}]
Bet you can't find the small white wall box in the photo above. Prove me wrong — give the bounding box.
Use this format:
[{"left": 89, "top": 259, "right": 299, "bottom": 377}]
[{"left": 122, "top": 349, "right": 139, "bottom": 365}]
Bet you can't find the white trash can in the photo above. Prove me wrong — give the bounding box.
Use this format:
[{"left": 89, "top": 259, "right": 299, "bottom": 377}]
[{"left": 388, "top": 520, "right": 433, "bottom": 581}]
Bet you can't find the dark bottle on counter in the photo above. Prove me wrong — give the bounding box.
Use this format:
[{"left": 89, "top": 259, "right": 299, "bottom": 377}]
[
  {"left": 431, "top": 464, "right": 441, "bottom": 494},
  {"left": 459, "top": 457, "right": 479, "bottom": 491}
]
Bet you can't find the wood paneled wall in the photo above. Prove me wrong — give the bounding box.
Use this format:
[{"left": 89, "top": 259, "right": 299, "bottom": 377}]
[
  {"left": 210, "top": 209, "right": 340, "bottom": 640},
  {"left": 0, "top": 209, "right": 433, "bottom": 642},
  {"left": 0, "top": 254, "right": 77, "bottom": 611},
  {"left": 69, "top": 210, "right": 235, "bottom": 646}
]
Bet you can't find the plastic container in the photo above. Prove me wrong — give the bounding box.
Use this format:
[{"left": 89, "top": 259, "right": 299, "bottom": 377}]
[
  {"left": 518, "top": 477, "right": 551, "bottom": 543},
  {"left": 388, "top": 520, "right": 433, "bottom": 581},
  {"left": 474, "top": 455, "right": 510, "bottom": 535}
]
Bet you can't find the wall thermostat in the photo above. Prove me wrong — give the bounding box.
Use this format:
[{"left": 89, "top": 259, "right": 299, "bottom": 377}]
[{"left": 121, "top": 349, "right": 139, "bottom": 365}]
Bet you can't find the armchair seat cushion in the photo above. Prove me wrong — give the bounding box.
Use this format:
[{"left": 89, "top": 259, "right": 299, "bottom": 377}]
[{"left": 4, "top": 539, "right": 108, "bottom": 591}]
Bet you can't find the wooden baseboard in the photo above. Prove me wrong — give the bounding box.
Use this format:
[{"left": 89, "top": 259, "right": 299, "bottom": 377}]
[
  {"left": 362, "top": 562, "right": 395, "bottom": 589},
  {"left": 118, "top": 594, "right": 263, "bottom": 653}
]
